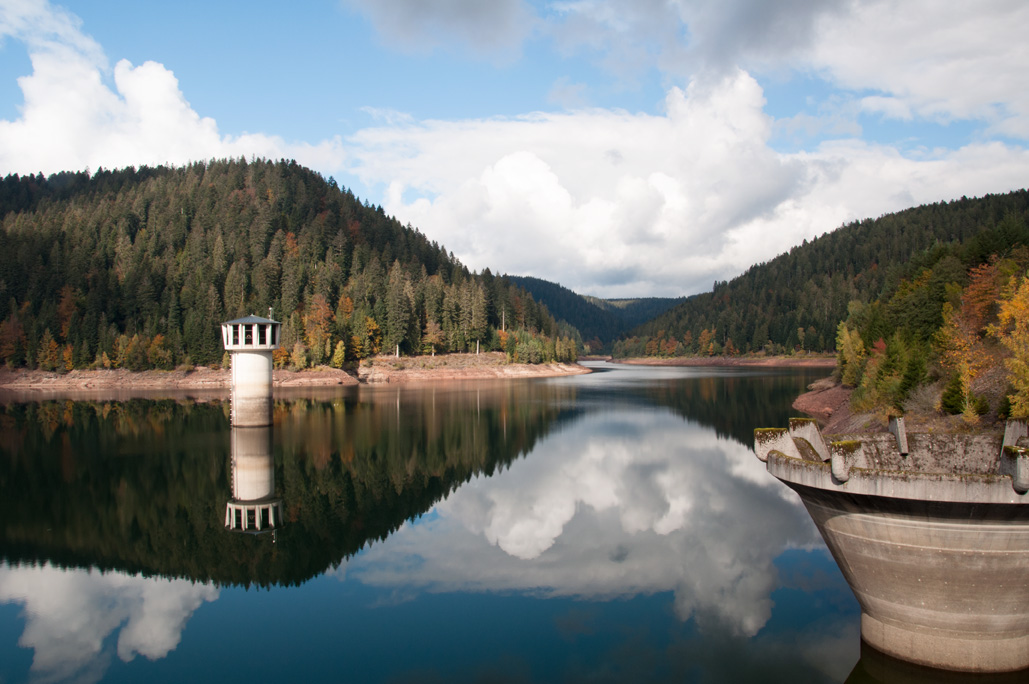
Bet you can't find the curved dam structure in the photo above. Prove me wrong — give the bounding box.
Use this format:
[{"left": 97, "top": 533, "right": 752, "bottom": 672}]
[{"left": 754, "top": 417, "right": 1029, "bottom": 673}]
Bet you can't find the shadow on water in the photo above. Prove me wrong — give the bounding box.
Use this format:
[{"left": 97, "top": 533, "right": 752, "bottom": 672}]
[{"left": 847, "top": 642, "right": 1029, "bottom": 682}]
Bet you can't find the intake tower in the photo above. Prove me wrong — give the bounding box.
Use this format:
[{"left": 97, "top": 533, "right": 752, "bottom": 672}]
[{"left": 221, "top": 315, "right": 280, "bottom": 427}]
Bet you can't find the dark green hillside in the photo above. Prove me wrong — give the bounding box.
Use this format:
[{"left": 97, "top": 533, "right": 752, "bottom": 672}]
[
  {"left": 0, "top": 159, "right": 577, "bottom": 371},
  {"left": 614, "top": 190, "right": 1029, "bottom": 358},
  {"left": 509, "top": 275, "right": 682, "bottom": 351},
  {"left": 590, "top": 296, "right": 686, "bottom": 331}
]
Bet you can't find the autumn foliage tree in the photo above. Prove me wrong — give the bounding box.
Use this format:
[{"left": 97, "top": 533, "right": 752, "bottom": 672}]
[
  {"left": 990, "top": 272, "right": 1029, "bottom": 417},
  {"left": 303, "top": 293, "right": 333, "bottom": 366},
  {"left": 836, "top": 244, "right": 1029, "bottom": 420},
  {"left": 935, "top": 302, "right": 990, "bottom": 423}
]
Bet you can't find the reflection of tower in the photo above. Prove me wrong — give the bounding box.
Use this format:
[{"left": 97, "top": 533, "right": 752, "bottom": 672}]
[
  {"left": 221, "top": 315, "right": 280, "bottom": 427},
  {"left": 224, "top": 426, "right": 283, "bottom": 534},
  {"left": 221, "top": 315, "right": 283, "bottom": 536}
]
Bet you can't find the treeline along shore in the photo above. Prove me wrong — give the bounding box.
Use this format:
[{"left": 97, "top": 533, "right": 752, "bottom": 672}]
[
  {"left": 0, "top": 352, "right": 590, "bottom": 393},
  {"left": 0, "top": 351, "right": 834, "bottom": 394},
  {"left": 616, "top": 355, "right": 836, "bottom": 368},
  {"left": 0, "top": 160, "right": 580, "bottom": 375}
]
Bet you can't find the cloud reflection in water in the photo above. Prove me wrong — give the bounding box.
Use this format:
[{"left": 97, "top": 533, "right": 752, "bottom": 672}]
[
  {"left": 347, "top": 406, "right": 821, "bottom": 638},
  {"left": 0, "top": 564, "right": 218, "bottom": 684}
]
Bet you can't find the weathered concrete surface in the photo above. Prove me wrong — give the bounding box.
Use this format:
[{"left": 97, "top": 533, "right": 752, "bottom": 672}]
[
  {"left": 755, "top": 418, "right": 1029, "bottom": 673},
  {"left": 230, "top": 350, "right": 274, "bottom": 427}
]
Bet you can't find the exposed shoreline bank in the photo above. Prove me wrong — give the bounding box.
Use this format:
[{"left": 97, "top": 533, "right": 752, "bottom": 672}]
[
  {"left": 615, "top": 355, "right": 837, "bottom": 368},
  {"left": 790, "top": 377, "right": 859, "bottom": 434},
  {"left": 0, "top": 352, "right": 590, "bottom": 395}
]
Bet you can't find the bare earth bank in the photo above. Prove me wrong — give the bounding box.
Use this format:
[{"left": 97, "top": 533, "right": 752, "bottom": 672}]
[
  {"left": 0, "top": 352, "right": 590, "bottom": 394},
  {"left": 790, "top": 373, "right": 1012, "bottom": 436},
  {"left": 790, "top": 376, "right": 863, "bottom": 434},
  {"left": 356, "top": 352, "right": 590, "bottom": 384},
  {"left": 617, "top": 355, "right": 837, "bottom": 368}
]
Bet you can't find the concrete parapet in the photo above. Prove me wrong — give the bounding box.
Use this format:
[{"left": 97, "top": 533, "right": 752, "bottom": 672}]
[
  {"left": 888, "top": 416, "right": 909, "bottom": 455},
  {"left": 1004, "top": 419, "right": 1028, "bottom": 451},
  {"left": 1001, "top": 445, "right": 1029, "bottom": 494},
  {"left": 789, "top": 417, "right": 829, "bottom": 462},
  {"left": 754, "top": 419, "right": 1029, "bottom": 673},
  {"left": 829, "top": 440, "right": 862, "bottom": 482},
  {"left": 753, "top": 428, "right": 798, "bottom": 462}
]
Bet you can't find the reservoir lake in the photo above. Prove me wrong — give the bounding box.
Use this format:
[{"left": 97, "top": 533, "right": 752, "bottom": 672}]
[{"left": 0, "top": 362, "right": 879, "bottom": 683}]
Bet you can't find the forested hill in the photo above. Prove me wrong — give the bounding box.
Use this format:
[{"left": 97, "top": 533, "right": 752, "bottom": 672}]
[
  {"left": 615, "top": 190, "right": 1029, "bottom": 358},
  {"left": 0, "top": 159, "right": 575, "bottom": 371},
  {"left": 508, "top": 275, "right": 682, "bottom": 351}
]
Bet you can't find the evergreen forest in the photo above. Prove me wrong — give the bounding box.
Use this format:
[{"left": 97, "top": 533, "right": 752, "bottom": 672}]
[
  {"left": 507, "top": 275, "right": 682, "bottom": 351},
  {"left": 614, "top": 191, "right": 1029, "bottom": 359},
  {"left": 0, "top": 159, "right": 578, "bottom": 373}
]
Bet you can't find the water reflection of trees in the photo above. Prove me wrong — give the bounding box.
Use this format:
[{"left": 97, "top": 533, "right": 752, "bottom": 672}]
[
  {"left": 654, "top": 370, "right": 826, "bottom": 447},
  {"left": 0, "top": 385, "right": 576, "bottom": 588},
  {"left": 573, "top": 368, "right": 824, "bottom": 447},
  {"left": 0, "top": 369, "right": 818, "bottom": 587}
]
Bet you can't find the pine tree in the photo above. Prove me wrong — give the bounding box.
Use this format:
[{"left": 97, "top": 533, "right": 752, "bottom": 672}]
[{"left": 385, "top": 261, "right": 412, "bottom": 354}]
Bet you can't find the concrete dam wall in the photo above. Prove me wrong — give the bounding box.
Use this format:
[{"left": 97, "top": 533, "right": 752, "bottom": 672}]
[{"left": 755, "top": 418, "right": 1029, "bottom": 673}]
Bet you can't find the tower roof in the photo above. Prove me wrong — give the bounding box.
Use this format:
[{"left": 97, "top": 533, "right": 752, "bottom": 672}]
[{"left": 223, "top": 314, "right": 279, "bottom": 325}]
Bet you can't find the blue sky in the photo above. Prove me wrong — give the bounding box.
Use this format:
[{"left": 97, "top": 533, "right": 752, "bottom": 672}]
[{"left": 2, "top": 0, "right": 1028, "bottom": 297}]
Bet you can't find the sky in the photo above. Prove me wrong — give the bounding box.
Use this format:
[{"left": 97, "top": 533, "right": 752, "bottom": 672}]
[{"left": 1, "top": 0, "right": 1028, "bottom": 298}]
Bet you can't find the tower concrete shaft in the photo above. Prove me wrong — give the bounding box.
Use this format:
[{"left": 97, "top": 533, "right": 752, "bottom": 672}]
[{"left": 221, "top": 315, "right": 280, "bottom": 427}]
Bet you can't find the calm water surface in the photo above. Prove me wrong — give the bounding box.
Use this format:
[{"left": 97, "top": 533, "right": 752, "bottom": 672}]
[{"left": 0, "top": 362, "right": 873, "bottom": 683}]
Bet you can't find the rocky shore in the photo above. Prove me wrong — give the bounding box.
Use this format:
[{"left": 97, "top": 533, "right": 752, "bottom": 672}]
[
  {"left": 355, "top": 352, "right": 589, "bottom": 384},
  {"left": 790, "top": 376, "right": 859, "bottom": 434}
]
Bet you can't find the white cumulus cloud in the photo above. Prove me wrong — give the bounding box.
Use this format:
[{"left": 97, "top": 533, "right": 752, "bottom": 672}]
[
  {"left": 348, "top": 69, "right": 1029, "bottom": 296},
  {"left": 805, "top": 0, "right": 1029, "bottom": 136},
  {"left": 0, "top": 0, "right": 345, "bottom": 176}
]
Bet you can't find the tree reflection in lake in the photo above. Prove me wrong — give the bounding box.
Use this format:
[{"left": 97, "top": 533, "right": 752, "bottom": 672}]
[{"left": 0, "top": 364, "right": 866, "bottom": 683}]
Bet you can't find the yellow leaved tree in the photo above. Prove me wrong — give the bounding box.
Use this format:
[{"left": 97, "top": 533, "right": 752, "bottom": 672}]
[
  {"left": 990, "top": 272, "right": 1029, "bottom": 418},
  {"left": 835, "top": 322, "right": 865, "bottom": 387},
  {"left": 936, "top": 302, "right": 989, "bottom": 423}
]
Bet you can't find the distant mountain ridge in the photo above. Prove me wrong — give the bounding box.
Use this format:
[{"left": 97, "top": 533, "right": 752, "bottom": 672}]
[
  {"left": 614, "top": 189, "right": 1029, "bottom": 358},
  {"left": 507, "top": 275, "right": 683, "bottom": 350}
]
